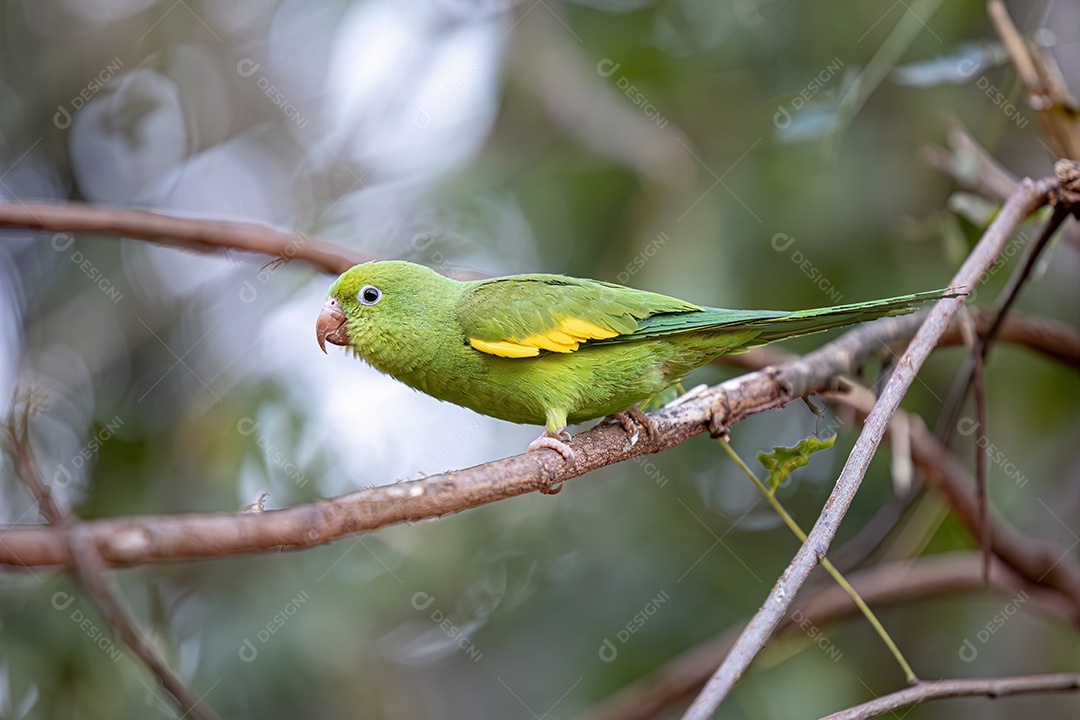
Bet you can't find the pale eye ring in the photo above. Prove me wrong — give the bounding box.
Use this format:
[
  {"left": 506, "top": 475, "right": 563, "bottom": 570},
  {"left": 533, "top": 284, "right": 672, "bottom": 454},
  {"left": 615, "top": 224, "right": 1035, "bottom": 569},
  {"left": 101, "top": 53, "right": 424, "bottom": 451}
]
[{"left": 358, "top": 285, "right": 382, "bottom": 305}]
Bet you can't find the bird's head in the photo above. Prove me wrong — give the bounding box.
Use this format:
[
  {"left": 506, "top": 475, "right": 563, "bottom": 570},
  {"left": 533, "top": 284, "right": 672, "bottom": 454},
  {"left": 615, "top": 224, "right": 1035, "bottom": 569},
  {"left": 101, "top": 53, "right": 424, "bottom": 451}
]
[{"left": 316, "top": 260, "right": 452, "bottom": 356}]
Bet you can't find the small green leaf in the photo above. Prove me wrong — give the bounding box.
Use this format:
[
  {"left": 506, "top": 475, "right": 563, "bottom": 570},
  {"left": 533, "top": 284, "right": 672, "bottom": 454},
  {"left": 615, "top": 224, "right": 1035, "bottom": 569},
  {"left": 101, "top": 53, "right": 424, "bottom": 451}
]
[{"left": 758, "top": 434, "right": 837, "bottom": 495}]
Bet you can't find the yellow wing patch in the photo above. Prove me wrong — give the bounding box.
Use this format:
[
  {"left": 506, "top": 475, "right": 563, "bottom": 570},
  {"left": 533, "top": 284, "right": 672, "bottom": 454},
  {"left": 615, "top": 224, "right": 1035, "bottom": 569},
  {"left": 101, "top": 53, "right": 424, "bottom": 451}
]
[
  {"left": 469, "top": 339, "right": 540, "bottom": 358},
  {"left": 469, "top": 316, "right": 621, "bottom": 358}
]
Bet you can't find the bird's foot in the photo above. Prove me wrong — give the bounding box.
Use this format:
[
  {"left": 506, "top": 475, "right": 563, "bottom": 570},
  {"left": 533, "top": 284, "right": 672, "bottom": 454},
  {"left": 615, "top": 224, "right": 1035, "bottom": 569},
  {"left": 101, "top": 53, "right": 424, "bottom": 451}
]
[
  {"left": 604, "top": 406, "right": 658, "bottom": 450},
  {"left": 708, "top": 400, "right": 731, "bottom": 441},
  {"left": 527, "top": 430, "right": 574, "bottom": 494}
]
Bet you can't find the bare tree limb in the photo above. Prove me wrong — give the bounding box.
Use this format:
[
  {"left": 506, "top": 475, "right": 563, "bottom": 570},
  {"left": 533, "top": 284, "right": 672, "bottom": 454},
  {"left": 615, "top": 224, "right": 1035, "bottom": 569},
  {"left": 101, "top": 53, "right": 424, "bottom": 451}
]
[
  {"left": 3, "top": 401, "right": 220, "bottom": 720},
  {"left": 681, "top": 174, "right": 1060, "bottom": 719},
  {"left": 584, "top": 552, "right": 1075, "bottom": 720},
  {"left": 0, "top": 200, "right": 370, "bottom": 275},
  {"left": 820, "top": 672, "right": 1080, "bottom": 720}
]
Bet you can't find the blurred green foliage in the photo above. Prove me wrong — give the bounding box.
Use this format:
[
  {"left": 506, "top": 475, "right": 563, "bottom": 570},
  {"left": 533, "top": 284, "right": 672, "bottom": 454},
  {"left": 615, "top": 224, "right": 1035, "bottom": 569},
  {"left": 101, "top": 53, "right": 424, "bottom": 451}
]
[{"left": 0, "top": 0, "right": 1077, "bottom": 718}]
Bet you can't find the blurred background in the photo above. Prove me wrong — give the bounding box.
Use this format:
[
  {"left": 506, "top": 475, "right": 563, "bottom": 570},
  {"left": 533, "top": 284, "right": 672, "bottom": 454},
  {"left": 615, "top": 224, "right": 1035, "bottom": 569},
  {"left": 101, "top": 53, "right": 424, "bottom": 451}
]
[{"left": 0, "top": 0, "right": 1078, "bottom": 717}]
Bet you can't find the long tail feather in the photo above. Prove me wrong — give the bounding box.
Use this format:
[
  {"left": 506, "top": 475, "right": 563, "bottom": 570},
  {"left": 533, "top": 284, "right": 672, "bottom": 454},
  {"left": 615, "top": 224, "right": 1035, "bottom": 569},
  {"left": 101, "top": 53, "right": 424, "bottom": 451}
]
[
  {"left": 742, "top": 288, "right": 964, "bottom": 344},
  {"left": 624, "top": 288, "right": 965, "bottom": 344}
]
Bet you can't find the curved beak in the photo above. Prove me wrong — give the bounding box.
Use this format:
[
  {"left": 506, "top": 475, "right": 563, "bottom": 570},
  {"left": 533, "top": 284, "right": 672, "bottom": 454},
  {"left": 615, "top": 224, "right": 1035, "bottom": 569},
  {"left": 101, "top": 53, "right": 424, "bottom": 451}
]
[{"left": 316, "top": 299, "right": 349, "bottom": 354}]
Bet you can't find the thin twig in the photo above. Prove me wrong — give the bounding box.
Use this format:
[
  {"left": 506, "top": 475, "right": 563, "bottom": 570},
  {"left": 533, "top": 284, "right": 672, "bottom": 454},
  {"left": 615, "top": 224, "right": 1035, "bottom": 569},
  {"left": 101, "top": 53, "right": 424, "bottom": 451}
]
[
  {"left": 820, "top": 672, "right": 1080, "bottom": 720},
  {"left": 3, "top": 401, "right": 220, "bottom": 720},
  {"left": 681, "top": 175, "right": 1058, "bottom": 719}
]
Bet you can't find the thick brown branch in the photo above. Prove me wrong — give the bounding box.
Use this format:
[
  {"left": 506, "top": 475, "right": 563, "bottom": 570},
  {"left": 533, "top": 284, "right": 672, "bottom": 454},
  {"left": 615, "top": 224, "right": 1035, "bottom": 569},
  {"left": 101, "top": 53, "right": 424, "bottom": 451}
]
[
  {"left": 585, "top": 552, "right": 1075, "bottom": 720},
  {"left": 0, "top": 200, "right": 370, "bottom": 275},
  {"left": 820, "top": 673, "right": 1080, "bottom": 720}
]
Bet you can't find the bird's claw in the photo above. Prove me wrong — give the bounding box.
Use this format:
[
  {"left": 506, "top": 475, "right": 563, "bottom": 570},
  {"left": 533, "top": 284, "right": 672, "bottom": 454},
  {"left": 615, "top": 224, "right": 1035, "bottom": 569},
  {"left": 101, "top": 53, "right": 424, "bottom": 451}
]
[
  {"left": 604, "top": 406, "right": 658, "bottom": 450},
  {"left": 527, "top": 430, "right": 575, "bottom": 496},
  {"left": 527, "top": 434, "right": 574, "bottom": 460}
]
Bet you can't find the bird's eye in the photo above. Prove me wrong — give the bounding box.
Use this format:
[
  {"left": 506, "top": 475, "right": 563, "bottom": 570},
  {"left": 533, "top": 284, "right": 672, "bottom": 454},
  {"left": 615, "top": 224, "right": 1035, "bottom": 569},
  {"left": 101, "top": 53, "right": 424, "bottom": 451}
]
[{"left": 358, "top": 285, "right": 382, "bottom": 305}]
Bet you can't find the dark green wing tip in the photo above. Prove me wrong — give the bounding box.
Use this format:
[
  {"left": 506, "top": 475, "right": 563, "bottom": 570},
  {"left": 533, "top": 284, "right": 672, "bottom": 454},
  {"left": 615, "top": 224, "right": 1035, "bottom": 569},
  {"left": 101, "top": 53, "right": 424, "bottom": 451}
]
[
  {"left": 742, "top": 286, "right": 968, "bottom": 346},
  {"left": 918, "top": 286, "right": 967, "bottom": 301},
  {"left": 786, "top": 286, "right": 965, "bottom": 319}
]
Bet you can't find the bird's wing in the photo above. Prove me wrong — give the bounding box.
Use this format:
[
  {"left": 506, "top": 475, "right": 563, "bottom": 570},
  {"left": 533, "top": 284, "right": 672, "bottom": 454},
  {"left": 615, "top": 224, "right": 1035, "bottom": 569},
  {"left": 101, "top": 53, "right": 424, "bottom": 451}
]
[{"left": 458, "top": 274, "right": 700, "bottom": 358}]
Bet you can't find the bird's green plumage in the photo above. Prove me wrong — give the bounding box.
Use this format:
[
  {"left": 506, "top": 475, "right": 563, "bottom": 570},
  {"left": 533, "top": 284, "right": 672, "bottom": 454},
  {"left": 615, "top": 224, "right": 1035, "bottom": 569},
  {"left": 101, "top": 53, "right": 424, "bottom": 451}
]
[
  {"left": 324, "top": 261, "right": 954, "bottom": 433},
  {"left": 459, "top": 274, "right": 699, "bottom": 342}
]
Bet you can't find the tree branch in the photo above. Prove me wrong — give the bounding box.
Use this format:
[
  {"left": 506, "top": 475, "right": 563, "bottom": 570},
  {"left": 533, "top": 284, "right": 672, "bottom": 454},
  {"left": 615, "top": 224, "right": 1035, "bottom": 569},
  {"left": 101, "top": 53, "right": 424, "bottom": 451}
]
[
  {"left": 820, "top": 672, "right": 1080, "bottom": 720},
  {"left": 681, "top": 174, "right": 1060, "bottom": 719},
  {"left": 0, "top": 200, "right": 370, "bottom": 275}
]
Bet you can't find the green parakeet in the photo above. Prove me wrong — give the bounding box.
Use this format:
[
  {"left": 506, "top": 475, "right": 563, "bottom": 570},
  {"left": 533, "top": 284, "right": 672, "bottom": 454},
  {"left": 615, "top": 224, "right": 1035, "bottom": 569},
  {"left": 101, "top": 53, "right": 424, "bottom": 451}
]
[{"left": 316, "top": 261, "right": 952, "bottom": 460}]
